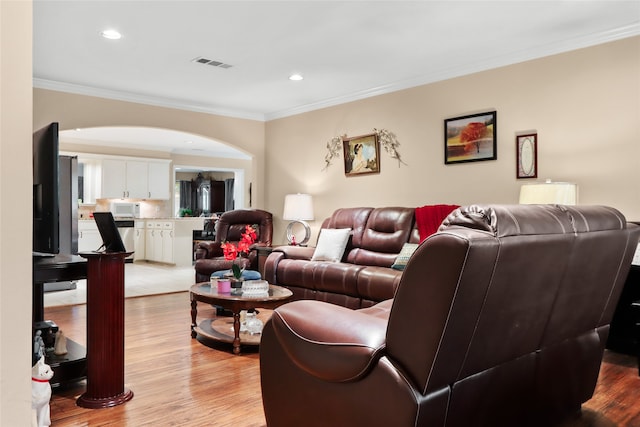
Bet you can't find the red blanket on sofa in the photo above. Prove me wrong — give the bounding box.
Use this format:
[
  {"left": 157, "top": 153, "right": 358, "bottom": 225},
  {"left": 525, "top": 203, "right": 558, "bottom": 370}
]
[{"left": 415, "top": 204, "right": 459, "bottom": 242}]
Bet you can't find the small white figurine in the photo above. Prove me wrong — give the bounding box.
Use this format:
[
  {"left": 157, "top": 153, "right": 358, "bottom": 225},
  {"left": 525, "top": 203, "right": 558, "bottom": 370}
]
[
  {"left": 31, "top": 356, "right": 53, "bottom": 427},
  {"left": 53, "top": 330, "right": 67, "bottom": 356}
]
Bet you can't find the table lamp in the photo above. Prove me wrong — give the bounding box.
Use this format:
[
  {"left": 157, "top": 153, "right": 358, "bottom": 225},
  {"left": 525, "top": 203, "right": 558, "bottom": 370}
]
[
  {"left": 519, "top": 180, "right": 578, "bottom": 205},
  {"left": 283, "top": 193, "right": 314, "bottom": 245}
]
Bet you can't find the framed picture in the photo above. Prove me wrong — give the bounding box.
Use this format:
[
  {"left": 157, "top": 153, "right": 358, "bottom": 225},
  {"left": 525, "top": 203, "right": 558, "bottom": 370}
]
[
  {"left": 343, "top": 133, "right": 380, "bottom": 176},
  {"left": 516, "top": 133, "right": 537, "bottom": 179},
  {"left": 444, "top": 111, "right": 497, "bottom": 164}
]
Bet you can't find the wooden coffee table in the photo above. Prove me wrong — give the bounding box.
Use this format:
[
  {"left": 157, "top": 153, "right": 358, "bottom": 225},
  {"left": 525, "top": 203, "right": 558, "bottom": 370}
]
[{"left": 190, "top": 282, "right": 293, "bottom": 354}]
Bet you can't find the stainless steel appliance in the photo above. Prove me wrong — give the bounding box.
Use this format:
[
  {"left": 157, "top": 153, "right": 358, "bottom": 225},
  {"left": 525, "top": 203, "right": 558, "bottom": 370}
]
[{"left": 114, "top": 219, "right": 135, "bottom": 261}]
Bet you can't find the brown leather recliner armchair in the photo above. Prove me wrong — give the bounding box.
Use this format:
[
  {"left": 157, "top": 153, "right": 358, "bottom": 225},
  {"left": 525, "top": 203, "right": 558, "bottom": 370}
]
[
  {"left": 260, "top": 204, "right": 640, "bottom": 427},
  {"left": 194, "top": 209, "right": 272, "bottom": 283}
]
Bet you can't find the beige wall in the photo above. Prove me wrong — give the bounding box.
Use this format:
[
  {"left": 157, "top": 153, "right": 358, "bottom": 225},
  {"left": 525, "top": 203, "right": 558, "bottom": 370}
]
[
  {"left": 33, "top": 89, "right": 266, "bottom": 209},
  {"left": 265, "top": 36, "right": 640, "bottom": 244},
  {"left": 1, "top": 1, "right": 33, "bottom": 424}
]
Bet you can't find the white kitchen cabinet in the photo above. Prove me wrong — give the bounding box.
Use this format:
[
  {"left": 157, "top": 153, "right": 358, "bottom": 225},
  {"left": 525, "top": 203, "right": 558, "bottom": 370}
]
[
  {"left": 145, "top": 221, "right": 160, "bottom": 262},
  {"left": 144, "top": 221, "right": 174, "bottom": 264},
  {"left": 78, "top": 220, "right": 102, "bottom": 252},
  {"left": 134, "top": 220, "right": 146, "bottom": 261},
  {"left": 125, "top": 160, "right": 149, "bottom": 199},
  {"left": 160, "top": 221, "right": 174, "bottom": 264},
  {"left": 101, "top": 159, "right": 127, "bottom": 199},
  {"left": 137, "top": 218, "right": 203, "bottom": 267},
  {"left": 147, "top": 162, "right": 171, "bottom": 200},
  {"left": 100, "top": 158, "right": 170, "bottom": 200}
]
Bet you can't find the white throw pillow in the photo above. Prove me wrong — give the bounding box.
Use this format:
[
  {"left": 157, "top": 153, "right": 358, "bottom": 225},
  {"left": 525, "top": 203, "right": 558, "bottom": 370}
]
[{"left": 311, "top": 228, "right": 352, "bottom": 262}]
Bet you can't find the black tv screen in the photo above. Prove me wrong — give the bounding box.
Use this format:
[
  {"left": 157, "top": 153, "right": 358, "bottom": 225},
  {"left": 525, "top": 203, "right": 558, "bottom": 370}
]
[{"left": 33, "top": 122, "right": 60, "bottom": 254}]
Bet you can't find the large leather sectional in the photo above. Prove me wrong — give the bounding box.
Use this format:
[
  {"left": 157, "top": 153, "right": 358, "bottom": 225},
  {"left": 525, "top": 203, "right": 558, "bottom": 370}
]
[
  {"left": 261, "top": 204, "right": 640, "bottom": 426},
  {"left": 263, "top": 206, "right": 443, "bottom": 309}
]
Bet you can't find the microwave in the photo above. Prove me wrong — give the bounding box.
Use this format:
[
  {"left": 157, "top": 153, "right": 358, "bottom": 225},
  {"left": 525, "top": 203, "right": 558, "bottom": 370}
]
[{"left": 110, "top": 202, "right": 141, "bottom": 218}]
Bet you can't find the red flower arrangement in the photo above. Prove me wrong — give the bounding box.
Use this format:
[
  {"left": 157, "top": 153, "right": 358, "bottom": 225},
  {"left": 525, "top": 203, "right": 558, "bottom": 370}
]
[{"left": 221, "top": 225, "right": 257, "bottom": 279}]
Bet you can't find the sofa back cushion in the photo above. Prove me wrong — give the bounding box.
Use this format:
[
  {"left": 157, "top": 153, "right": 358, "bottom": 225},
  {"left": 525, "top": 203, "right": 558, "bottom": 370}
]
[
  {"left": 348, "top": 207, "right": 415, "bottom": 267},
  {"left": 320, "top": 208, "right": 373, "bottom": 260},
  {"left": 216, "top": 209, "right": 273, "bottom": 246},
  {"left": 386, "top": 204, "right": 640, "bottom": 400}
]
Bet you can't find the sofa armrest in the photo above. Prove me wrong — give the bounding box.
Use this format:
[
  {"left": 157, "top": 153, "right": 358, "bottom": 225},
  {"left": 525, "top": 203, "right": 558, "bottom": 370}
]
[
  {"left": 268, "top": 300, "right": 387, "bottom": 383},
  {"left": 195, "top": 241, "right": 223, "bottom": 260},
  {"left": 263, "top": 246, "right": 316, "bottom": 283},
  {"left": 272, "top": 245, "right": 315, "bottom": 260}
]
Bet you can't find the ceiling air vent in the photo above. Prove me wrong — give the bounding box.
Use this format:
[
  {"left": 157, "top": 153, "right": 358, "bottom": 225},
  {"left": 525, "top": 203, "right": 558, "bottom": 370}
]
[{"left": 192, "top": 57, "right": 233, "bottom": 69}]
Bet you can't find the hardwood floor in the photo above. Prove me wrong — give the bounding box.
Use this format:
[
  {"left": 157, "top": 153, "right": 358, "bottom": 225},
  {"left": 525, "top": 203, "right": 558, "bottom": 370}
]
[{"left": 46, "top": 292, "right": 640, "bottom": 427}]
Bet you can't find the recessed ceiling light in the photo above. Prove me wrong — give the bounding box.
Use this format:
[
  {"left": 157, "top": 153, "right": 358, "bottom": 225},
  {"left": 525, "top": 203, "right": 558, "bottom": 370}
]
[
  {"left": 100, "top": 29, "right": 122, "bottom": 40},
  {"left": 289, "top": 73, "right": 304, "bottom": 81}
]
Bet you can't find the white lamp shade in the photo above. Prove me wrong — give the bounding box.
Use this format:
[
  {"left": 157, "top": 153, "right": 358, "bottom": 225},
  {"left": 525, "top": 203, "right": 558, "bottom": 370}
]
[
  {"left": 283, "top": 194, "right": 314, "bottom": 220},
  {"left": 519, "top": 182, "right": 578, "bottom": 205}
]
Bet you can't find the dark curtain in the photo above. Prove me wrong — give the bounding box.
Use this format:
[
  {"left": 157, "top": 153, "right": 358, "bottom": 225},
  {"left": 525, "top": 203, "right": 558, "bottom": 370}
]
[
  {"left": 224, "top": 178, "right": 234, "bottom": 211},
  {"left": 179, "top": 180, "right": 192, "bottom": 210}
]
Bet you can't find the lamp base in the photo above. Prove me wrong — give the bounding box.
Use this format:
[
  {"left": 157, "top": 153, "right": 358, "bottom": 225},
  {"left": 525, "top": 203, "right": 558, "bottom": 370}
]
[{"left": 286, "top": 220, "right": 311, "bottom": 246}]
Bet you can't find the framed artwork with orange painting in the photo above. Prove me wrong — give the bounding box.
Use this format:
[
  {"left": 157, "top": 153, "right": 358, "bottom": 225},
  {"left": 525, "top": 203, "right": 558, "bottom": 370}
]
[{"left": 444, "top": 111, "right": 497, "bottom": 164}]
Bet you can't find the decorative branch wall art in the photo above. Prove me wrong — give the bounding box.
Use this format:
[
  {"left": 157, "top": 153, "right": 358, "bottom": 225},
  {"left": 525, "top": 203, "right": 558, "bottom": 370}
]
[{"left": 322, "top": 128, "right": 406, "bottom": 171}]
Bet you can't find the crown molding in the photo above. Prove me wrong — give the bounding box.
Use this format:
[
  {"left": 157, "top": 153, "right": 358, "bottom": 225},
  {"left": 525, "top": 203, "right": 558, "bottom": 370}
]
[
  {"left": 32, "top": 79, "right": 268, "bottom": 122},
  {"left": 34, "top": 23, "right": 639, "bottom": 123}
]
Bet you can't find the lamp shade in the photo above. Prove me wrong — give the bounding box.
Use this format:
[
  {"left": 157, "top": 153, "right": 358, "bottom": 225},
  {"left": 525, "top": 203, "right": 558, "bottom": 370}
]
[
  {"left": 519, "top": 181, "right": 578, "bottom": 205},
  {"left": 283, "top": 194, "right": 314, "bottom": 220}
]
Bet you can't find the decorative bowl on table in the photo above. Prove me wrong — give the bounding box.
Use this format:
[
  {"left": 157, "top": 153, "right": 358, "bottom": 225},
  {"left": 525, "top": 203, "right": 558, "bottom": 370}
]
[{"left": 241, "top": 280, "right": 269, "bottom": 296}]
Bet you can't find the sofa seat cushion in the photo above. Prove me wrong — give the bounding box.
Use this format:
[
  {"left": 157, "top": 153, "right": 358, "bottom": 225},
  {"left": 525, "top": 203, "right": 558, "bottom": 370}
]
[
  {"left": 272, "top": 259, "right": 363, "bottom": 296},
  {"left": 357, "top": 266, "right": 403, "bottom": 302}
]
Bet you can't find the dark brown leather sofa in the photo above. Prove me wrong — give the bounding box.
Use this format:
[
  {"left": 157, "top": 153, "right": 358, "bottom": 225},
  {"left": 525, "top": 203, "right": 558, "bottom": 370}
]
[
  {"left": 260, "top": 204, "right": 640, "bottom": 427},
  {"left": 194, "top": 209, "right": 273, "bottom": 283},
  {"left": 263, "top": 206, "right": 421, "bottom": 308}
]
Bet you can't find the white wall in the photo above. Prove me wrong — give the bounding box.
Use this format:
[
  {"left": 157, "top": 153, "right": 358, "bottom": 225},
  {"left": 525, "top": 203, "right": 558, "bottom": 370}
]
[
  {"left": 265, "top": 36, "right": 640, "bottom": 244},
  {"left": 0, "top": 1, "right": 33, "bottom": 424}
]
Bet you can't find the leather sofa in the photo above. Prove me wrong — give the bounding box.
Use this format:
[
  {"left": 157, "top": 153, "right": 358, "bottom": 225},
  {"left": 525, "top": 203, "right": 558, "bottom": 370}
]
[
  {"left": 263, "top": 205, "right": 457, "bottom": 309},
  {"left": 260, "top": 204, "right": 640, "bottom": 427},
  {"left": 194, "top": 209, "right": 273, "bottom": 283}
]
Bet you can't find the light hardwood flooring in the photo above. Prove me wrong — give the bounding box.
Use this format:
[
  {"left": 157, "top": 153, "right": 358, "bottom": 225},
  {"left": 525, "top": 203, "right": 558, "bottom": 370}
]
[
  {"left": 45, "top": 291, "right": 640, "bottom": 427},
  {"left": 44, "top": 261, "right": 196, "bottom": 307}
]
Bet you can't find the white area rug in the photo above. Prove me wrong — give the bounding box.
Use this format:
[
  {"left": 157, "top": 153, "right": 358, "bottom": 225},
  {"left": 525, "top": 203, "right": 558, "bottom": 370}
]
[{"left": 44, "top": 262, "right": 196, "bottom": 307}]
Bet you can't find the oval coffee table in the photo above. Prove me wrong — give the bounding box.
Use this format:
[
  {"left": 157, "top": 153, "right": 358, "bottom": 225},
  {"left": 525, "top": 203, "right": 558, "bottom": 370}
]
[{"left": 190, "top": 282, "right": 293, "bottom": 354}]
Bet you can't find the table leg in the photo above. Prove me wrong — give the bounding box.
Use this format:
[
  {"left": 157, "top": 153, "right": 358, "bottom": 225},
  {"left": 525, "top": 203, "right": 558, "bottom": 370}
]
[
  {"left": 190, "top": 296, "right": 197, "bottom": 339},
  {"left": 232, "top": 311, "right": 241, "bottom": 355}
]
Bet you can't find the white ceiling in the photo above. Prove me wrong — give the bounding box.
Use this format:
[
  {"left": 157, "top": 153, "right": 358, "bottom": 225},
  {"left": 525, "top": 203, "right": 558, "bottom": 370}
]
[{"left": 34, "top": 1, "right": 640, "bottom": 157}]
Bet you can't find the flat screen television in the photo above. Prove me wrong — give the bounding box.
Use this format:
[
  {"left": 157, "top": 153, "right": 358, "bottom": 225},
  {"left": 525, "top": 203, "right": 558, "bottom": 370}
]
[
  {"left": 93, "top": 212, "right": 127, "bottom": 252},
  {"left": 33, "top": 122, "right": 60, "bottom": 255}
]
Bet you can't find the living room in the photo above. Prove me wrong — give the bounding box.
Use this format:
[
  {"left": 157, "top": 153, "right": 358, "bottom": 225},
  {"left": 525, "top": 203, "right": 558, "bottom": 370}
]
[{"left": 2, "top": 1, "right": 640, "bottom": 425}]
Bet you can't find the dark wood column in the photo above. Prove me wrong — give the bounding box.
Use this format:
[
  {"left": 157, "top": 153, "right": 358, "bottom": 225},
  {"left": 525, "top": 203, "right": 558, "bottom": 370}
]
[{"left": 77, "top": 251, "right": 134, "bottom": 409}]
